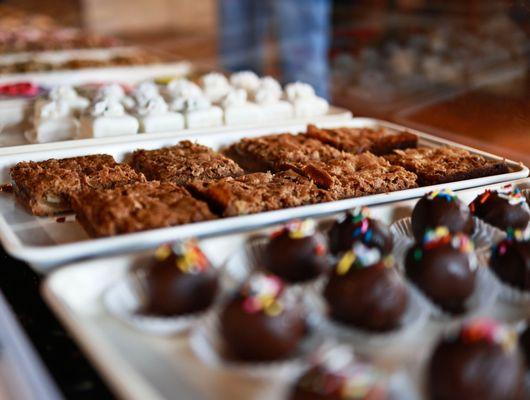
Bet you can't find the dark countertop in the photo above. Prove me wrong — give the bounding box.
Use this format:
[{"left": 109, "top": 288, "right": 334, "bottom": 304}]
[{"left": 0, "top": 248, "right": 114, "bottom": 400}]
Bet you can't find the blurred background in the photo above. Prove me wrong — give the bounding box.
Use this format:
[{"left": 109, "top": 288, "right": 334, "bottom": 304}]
[{"left": 1, "top": 0, "right": 529, "bottom": 160}]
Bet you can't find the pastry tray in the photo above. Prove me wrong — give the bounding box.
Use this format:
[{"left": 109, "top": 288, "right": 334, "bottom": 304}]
[
  {"left": 41, "top": 178, "right": 530, "bottom": 400},
  {"left": 0, "top": 106, "right": 352, "bottom": 152},
  {"left": 0, "top": 118, "right": 527, "bottom": 271}
]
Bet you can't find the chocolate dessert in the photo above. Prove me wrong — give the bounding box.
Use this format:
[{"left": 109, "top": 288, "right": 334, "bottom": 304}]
[
  {"left": 324, "top": 243, "right": 408, "bottom": 332},
  {"left": 290, "top": 348, "right": 388, "bottom": 400},
  {"left": 263, "top": 219, "right": 329, "bottom": 283},
  {"left": 220, "top": 274, "right": 305, "bottom": 361},
  {"left": 490, "top": 233, "right": 530, "bottom": 291},
  {"left": 469, "top": 187, "right": 530, "bottom": 231},
  {"left": 428, "top": 319, "right": 524, "bottom": 400},
  {"left": 411, "top": 189, "right": 473, "bottom": 241},
  {"left": 519, "top": 323, "right": 530, "bottom": 368},
  {"left": 142, "top": 240, "right": 219, "bottom": 316},
  {"left": 328, "top": 207, "right": 393, "bottom": 256},
  {"left": 404, "top": 227, "right": 476, "bottom": 314}
]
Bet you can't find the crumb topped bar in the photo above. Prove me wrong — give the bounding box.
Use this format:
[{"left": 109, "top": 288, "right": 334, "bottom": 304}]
[
  {"left": 71, "top": 181, "right": 216, "bottom": 237},
  {"left": 294, "top": 152, "right": 418, "bottom": 199},
  {"left": 191, "top": 170, "right": 331, "bottom": 217},
  {"left": 384, "top": 147, "right": 510, "bottom": 186},
  {"left": 305, "top": 124, "right": 418, "bottom": 155},
  {"left": 131, "top": 140, "right": 244, "bottom": 186},
  {"left": 10, "top": 155, "right": 145, "bottom": 216},
  {"left": 223, "top": 133, "right": 345, "bottom": 172}
]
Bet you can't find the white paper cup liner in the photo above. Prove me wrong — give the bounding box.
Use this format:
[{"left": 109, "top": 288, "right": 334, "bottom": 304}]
[
  {"left": 390, "top": 217, "right": 505, "bottom": 252},
  {"left": 103, "top": 276, "right": 212, "bottom": 336},
  {"left": 189, "top": 310, "right": 324, "bottom": 381},
  {"left": 222, "top": 236, "right": 329, "bottom": 295},
  {"left": 400, "top": 261, "right": 499, "bottom": 321},
  {"left": 305, "top": 284, "right": 428, "bottom": 346},
  {"left": 477, "top": 251, "right": 530, "bottom": 306}
]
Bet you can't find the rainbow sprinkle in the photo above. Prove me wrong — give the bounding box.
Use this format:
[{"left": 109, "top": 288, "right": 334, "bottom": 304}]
[
  {"left": 271, "top": 219, "right": 316, "bottom": 240},
  {"left": 240, "top": 274, "right": 284, "bottom": 316},
  {"left": 336, "top": 242, "right": 391, "bottom": 275},
  {"left": 154, "top": 240, "right": 210, "bottom": 274},
  {"left": 427, "top": 189, "right": 457, "bottom": 202},
  {"left": 421, "top": 227, "right": 474, "bottom": 253},
  {"left": 492, "top": 228, "right": 529, "bottom": 257},
  {"left": 497, "top": 185, "right": 527, "bottom": 206},
  {"left": 459, "top": 318, "right": 516, "bottom": 352}
]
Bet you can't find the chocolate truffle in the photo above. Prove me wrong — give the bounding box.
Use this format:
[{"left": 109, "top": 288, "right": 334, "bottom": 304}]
[
  {"left": 220, "top": 274, "right": 305, "bottom": 361},
  {"left": 490, "top": 234, "right": 530, "bottom": 291},
  {"left": 411, "top": 189, "right": 473, "bottom": 241},
  {"left": 469, "top": 187, "right": 530, "bottom": 231},
  {"left": 263, "top": 219, "right": 329, "bottom": 283},
  {"left": 429, "top": 319, "right": 524, "bottom": 400},
  {"left": 290, "top": 348, "right": 388, "bottom": 400},
  {"left": 519, "top": 323, "right": 530, "bottom": 368},
  {"left": 142, "top": 240, "right": 219, "bottom": 316},
  {"left": 324, "top": 243, "right": 408, "bottom": 332},
  {"left": 328, "top": 207, "right": 393, "bottom": 256},
  {"left": 405, "top": 227, "right": 476, "bottom": 314}
]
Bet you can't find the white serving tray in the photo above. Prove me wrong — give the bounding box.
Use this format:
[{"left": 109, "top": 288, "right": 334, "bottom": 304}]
[
  {"left": 0, "top": 290, "right": 63, "bottom": 400},
  {"left": 0, "top": 118, "right": 527, "bottom": 271},
  {"left": 42, "top": 178, "right": 530, "bottom": 400},
  {"left": 0, "top": 61, "right": 192, "bottom": 87},
  {"left": 0, "top": 106, "right": 352, "bottom": 152}
]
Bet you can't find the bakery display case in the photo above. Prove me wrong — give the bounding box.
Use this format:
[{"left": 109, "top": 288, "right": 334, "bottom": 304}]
[{"left": 0, "top": 1, "right": 528, "bottom": 399}]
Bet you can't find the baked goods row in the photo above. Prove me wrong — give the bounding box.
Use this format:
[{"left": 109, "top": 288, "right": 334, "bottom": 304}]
[
  {"left": 8, "top": 124, "right": 511, "bottom": 238},
  {"left": 0, "top": 5, "right": 120, "bottom": 54},
  {"left": 23, "top": 72, "right": 329, "bottom": 143},
  {"left": 100, "top": 186, "right": 530, "bottom": 399}
]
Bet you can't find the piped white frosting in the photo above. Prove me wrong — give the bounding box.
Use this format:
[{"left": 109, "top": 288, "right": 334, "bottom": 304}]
[
  {"left": 39, "top": 100, "right": 72, "bottom": 119},
  {"left": 171, "top": 94, "right": 212, "bottom": 113},
  {"left": 285, "top": 82, "right": 317, "bottom": 102},
  {"left": 137, "top": 95, "right": 169, "bottom": 117},
  {"left": 200, "top": 72, "right": 231, "bottom": 102},
  {"left": 230, "top": 71, "right": 260, "bottom": 93},
  {"left": 167, "top": 78, "right": 203, "bottom": 98},
  {"left": 253, "top": 77, "right": 283, "bottom": 105},
  {"left": 222, "top": 89, "right": 247, "bottom": 108},
  {"left": 91, "top": 98, "right": 126, "bottom": 117},
  {"left": 133, "top": 81, "right": 159, "bottom": 105},
  {"left": 97, "top": 83, "right": 126, "bottom": 101}
]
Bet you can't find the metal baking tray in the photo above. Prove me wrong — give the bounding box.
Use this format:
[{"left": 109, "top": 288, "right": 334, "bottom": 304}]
[
  {"left": 42, "top": 178, "right": 530, "bottom": 400},
  {"left": 0, "top": 118, "right": 526, "bottom": 271}
]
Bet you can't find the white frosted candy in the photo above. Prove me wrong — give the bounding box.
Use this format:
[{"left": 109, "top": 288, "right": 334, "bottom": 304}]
[
  {"left": 171, "top": 94, "right": 212, "bottom": 113},
  {"left": 39, "top": 100, "right": 72, "bottom": 119},
  {"left": 222, "top": 89, "right": 247, "bottom": 108},
  {"left": 134, "top": 81, "right": 159, "bottom": 103},
  {"left": 200, "top": 72, "right": 231, "bottom": 102},
  {"left": 285, "top": 82, "right": 317, "bottom": 102},
  {"left": 229, "top": 71, "right": 260, "bottom": 93},
  {"left": 137, "top": 95, "right": 169, "bottom": 117},
  {"left": 49, "top": 85, "right": 78, "bottom": 101},
  {"left": 97, "top": 83, "right": 126, "bottom": 101},
  {"left": 91, "top": 98, "right": 126, "bottom": 117},
  {"left": 167, "top": 78, "right": 202, "bottom": 98}
]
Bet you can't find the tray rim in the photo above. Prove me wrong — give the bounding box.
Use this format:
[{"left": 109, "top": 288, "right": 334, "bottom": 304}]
[
  {"left": 0, "top": 117, "right": 527, "bottom": 271},
  {"left": 41, "top": 177, "right": 530, "bottom": 400}
]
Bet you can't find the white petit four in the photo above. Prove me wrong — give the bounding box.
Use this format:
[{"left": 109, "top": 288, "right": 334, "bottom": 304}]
[
  {"left": 95, "top": 83, "right": 135, "bottom": 109},
  {"left": 229, "top": 70, "right": 261, "bottom": 94},
  {"left": 79, "top": 98, "right": 139, "bottom": 139},
  {"left": 221, "top": 88, "right": 263, "bottom": 126},
  {"left": 26, "top": 99, "right": 79, "bottom": 143},
  {"left": 48, "top": 85, "right": 89, "bottom": 113},
  {"left": 136, "top": 95, "right": 184, "bottom": 133},
  {"left": 200, "top": 72, "right": 231, "bottom": 103},
  {"left": 284, "top": 82, "right": 329, "bottom": 118},
  {"left": 165, "top": 78, "right": 203, "bottom": 99},
  {"left": 252, "top": 77, "right": 293, "bottom": 121},
  {"left": 171, "top": 94, "right": 223, "bottom": 129},
  {"left": 133, "top": 81, "right": 160, "bottom": 107}
]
